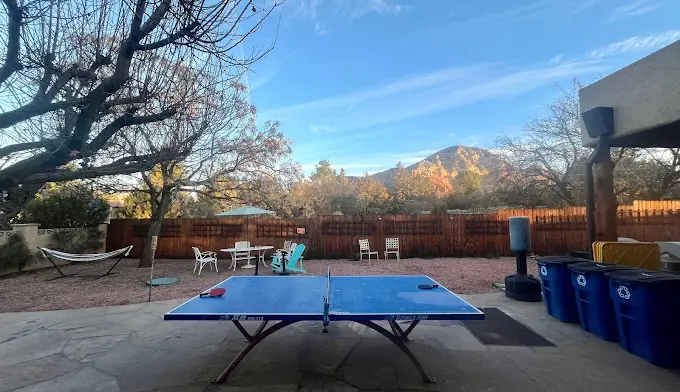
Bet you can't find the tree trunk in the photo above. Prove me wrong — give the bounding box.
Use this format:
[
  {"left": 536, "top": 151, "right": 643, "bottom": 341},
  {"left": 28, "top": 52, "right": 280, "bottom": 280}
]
[
  {"left": 593, "top": 148, "right": 618, "bottom": 242},
  {"left": 138, "top": 191, "right": 172, "bottom": 268},
  {"left": 0, "top": 183, "right": 45, "bottom": 228}
]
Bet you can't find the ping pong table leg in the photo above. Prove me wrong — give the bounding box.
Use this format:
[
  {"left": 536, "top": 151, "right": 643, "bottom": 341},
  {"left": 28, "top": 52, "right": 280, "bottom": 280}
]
[
  {"left": 212, "top": 320, "right": 298, "bottom": 384},
  {"left": 388, "top": 320, "right": 418, "bottom": 342},
  {"left": 356, "top": 320, "right": 435, "bottom": 383}
]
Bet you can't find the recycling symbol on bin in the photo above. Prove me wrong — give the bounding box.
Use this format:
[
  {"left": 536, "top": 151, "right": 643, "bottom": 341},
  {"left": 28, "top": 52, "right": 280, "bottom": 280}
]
[
  {"left": 576, "top": 274, "right": 587, "bottom": 287},
  {"left": 617, "top": 285, "right": 631, "bottom": 300},
  {"left": 540, "top": 266, "right": 548, "bottom": 276}
]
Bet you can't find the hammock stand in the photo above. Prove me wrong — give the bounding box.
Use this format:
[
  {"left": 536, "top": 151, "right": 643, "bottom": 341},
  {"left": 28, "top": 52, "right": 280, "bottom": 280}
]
[{"left": 39, "top": 245, "right": 134, "bottom": 280}]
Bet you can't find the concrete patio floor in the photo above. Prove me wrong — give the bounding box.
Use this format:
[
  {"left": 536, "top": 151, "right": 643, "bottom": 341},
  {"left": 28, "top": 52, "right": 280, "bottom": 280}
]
[{"left": 1, "top": 293, "right": 678, "bottom": 392}]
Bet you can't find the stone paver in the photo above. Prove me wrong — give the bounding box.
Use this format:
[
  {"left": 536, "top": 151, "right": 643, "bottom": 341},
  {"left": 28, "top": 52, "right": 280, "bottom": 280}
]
[
  {"left": 11, "top": 367, "right": 118, "bottom": 392},
  {"left": 0, "top": 355, "right": 82, "bottom": 391},
  {"left": 0, "top": 295, "right": 678, "bottom": 392},
  {"left": 0, "top": 329, "right": 67, "bottom": 368}
]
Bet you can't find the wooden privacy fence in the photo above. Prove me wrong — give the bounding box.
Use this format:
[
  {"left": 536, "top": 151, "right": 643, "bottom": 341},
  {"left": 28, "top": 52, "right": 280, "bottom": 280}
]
[{"left": 106, "top": 201, "right": 680, "bottom": 259}]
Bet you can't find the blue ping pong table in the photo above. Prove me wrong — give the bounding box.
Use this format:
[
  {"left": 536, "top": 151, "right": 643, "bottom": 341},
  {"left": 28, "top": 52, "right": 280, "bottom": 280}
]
[{"left": 165, "top": 273, "right": 484, "bottom": 383}]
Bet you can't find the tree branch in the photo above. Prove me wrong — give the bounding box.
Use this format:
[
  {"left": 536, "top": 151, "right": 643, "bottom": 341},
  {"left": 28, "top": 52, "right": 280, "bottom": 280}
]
[
  {"left": 21, "top": 155, "right": 161, "bottom": 184},
  {"left": 43, "top": 65, "right": 97, "bottom": 100},
  {"left": 139, "top": 0, "right": 171, "bottom": 37},
  {"left": 0, "top": 0, "right": 22, "bottom": 86},
  {"left": 0, "top": 140, "right": 53, "bottom": 159},
  {"left": 0, "top": 100, "right": 79, "bottom": 129},
  {"left": 102, "top": 94, "right": 152, "bottom": 111},
  {"left": 130, "top": 0, "right": 148, "bottom": 36},
  {"left": 85, "top": 107, "right": 178, "bottom": 153},
  {"left": 137, "top": 21, "right": 201, "bottom": 51}
]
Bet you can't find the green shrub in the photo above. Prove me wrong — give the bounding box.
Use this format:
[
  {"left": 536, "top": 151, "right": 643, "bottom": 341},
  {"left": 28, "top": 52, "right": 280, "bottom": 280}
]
[
  {"left": 21, "top": 182, "right": 109, "bottom": 228},
  {"left": 50, "top": 228, "right": 103, "bottom": 254},
  {"left": 0, "top": 233, "right": 35, "bottom": 272}
]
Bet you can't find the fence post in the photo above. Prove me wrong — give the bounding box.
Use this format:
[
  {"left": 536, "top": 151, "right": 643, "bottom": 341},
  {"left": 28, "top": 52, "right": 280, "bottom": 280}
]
[{"left": 98, "top": 223, "right": 108, "bottom": 253}]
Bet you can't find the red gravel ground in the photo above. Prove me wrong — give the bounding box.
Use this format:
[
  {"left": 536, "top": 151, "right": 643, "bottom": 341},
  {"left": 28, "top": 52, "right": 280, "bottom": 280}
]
[{"left": 0, "top": 257, "right": 538, "bottom": 313}]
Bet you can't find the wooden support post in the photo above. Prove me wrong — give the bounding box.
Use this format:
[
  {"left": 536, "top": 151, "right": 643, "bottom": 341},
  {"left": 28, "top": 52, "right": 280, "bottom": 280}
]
[{"left": 593, "top": 147, "right": 618, "bottom": 242}]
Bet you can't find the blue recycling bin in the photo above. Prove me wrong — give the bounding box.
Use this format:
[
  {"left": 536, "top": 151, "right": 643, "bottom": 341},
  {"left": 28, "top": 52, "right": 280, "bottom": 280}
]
[
  {"left": 606, "top": 270, "right": 680, "bottom": 367},
  {"left": 535, "top": 257, "right": 590, "bottom": 323},
  {"left": 568, "top": 262, "right": 637, "bottom": 341}
]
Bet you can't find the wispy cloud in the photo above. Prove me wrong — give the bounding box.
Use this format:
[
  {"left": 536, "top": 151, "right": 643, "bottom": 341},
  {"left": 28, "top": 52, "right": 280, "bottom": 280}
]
[
  {"left": 587, "top": 30, "right": 680, "bottom": 58},
  {"left": 314, "top": 22, "right": 329, "bottom": 36},
  {"left": 246, "top": 51, "right": 296, "bottom": 91},
  {"left": 300, "top": 149, "right": 438, "bottom": 176},
  {"left": 286, "top": 0, "right": 325, "bottom": 20},
  {"left": 300, "top": 162, "right": 385, "bottom": 172},
  {"left": 569, "top": 0, "right": 600, "bottom": 15},
  {"left": 261, "top": 60, "right": 607, "bottom": 133},
  {"left": 609, "top": 1, "right": 659, "bottom": 21},
  {"left": 547, "top": 54, "right": 563, "bottom": 65},
  {"left": 460, "top": 0, "right": 555, "bottom": 24},
  {"left": 452, "top": 1, "right": 602, "bottom": 26},
  {"left": 348, "top": 0, "right": 407, "bottom": 19},
  {"left": 248, "top": 68, "right": 280, "bottom": 91},
  {"left": 293, "top": 131, "right": 386, "bottom": 162},
  {"left": 285, "top": 0, "right": 407, "bottom": 33},
  {"left": 462, "top": 135, "right": 482, "bottom": 147},
  {"left": 309, "top": 124, "right": 332, "bottom": 133}
]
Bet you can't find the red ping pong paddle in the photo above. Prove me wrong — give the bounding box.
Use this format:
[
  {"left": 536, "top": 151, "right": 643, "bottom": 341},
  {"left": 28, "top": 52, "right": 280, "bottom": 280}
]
[{"left": 200, "top": 287, "right": 226, "bottom": 297}]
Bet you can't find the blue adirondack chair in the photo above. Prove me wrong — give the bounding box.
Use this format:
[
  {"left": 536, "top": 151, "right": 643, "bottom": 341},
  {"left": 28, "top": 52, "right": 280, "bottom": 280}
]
[{"left": 272, "top": 244, "right": 306, "bottom": 274}]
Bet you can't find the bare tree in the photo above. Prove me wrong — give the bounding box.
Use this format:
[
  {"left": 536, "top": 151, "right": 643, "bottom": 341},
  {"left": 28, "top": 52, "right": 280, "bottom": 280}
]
[
  {"left": 494, "top": 81, "right": 680, "bottom": 207},
  {"left": 644, "top": 148, "right": 680, "bottom": 199},
  {"left": 495, "top": 81, "right": 586, "bottom": 206},
  {"left": 0, "top": 0, "right": 282, "bottom": 226},
  {"left": 102, "top": 74, "right": 291, "bottom": 266}
]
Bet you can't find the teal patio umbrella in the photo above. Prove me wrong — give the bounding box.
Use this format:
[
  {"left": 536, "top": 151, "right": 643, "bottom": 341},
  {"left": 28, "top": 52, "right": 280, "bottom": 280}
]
[
  {"left": 215, "top": 206, "right": 276, "bottom": 217},
  {"left": 215, "top": 206, "right": 276, "bottom": 243}
]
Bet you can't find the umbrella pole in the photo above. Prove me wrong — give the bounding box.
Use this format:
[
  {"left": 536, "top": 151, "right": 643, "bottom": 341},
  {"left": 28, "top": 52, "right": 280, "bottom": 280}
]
[
  {"left": 148, "top": 258, "right": 154, "bottom": 302},
  {"left": 148, "top": 236, "right": 158, "bottom": 302}
]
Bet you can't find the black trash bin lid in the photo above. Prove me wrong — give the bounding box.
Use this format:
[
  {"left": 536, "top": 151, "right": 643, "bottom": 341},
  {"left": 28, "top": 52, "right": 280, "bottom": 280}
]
[
  {"left": 535, "top": 256, "right": 591, "bottom": 265},
  {"left": 568, "top": 262, "right": 637, "bottom": 273},
  {"left": 605, "top": 269, "right": 680, "bottom": 284}
]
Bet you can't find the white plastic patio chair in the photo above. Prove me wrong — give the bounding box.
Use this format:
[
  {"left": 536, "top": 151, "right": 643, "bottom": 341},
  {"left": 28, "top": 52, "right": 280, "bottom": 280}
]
[
  {"left": 229, "top": 241, "right": 254, "bottom": 271},
  {"left": 271, "top": 242, "right": 301, "bottom": 267},
  {"left": 286, "top": 242, "right": 297, "bottom": 257},
  {"left": 192, "top": 247, "right": 218, "bottom": 275},
  {"left": 277, "top": 240, "right": 292, "bottom": 254},
  {"left": 385, "top": 237, "right": 400, "bottom": 261},
  {"left": 271, "top": 240, "right": 293, "bottom": 268},
  {"left": 358, "top": 239, "right": 379, "bottom": 265}
]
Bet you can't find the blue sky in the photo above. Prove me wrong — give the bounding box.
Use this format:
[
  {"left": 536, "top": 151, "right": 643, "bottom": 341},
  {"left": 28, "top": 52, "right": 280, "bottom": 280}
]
[{"left": 246, "top": 0, "right": 680, "bottom": 176}]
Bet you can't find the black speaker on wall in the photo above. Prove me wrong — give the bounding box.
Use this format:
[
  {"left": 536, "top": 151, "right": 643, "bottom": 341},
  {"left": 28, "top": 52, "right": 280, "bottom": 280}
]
[{"left": 582, "top": 106, "right": 615, "bottom": 138}]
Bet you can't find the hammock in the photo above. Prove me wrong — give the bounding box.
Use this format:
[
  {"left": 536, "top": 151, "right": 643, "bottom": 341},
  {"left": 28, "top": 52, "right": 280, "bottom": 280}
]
[{"left": 40, "top": 245, "right": 133, "bottom": 280}]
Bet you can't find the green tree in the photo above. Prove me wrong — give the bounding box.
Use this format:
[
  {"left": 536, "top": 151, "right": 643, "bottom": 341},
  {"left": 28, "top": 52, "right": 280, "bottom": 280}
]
[
  {"left": 454, "top": 170, "right": 483, "bottom": 198},
  {"left": 21, "top": 182, "right": 109, "bottom": 228},
  {"left": 117, "top": 168, "right": 193, "bottom": 219},
  {"left": 411, "top": 158, "right": 453, "bottom": 198},
  {"left": 289, "top": 160, "right": 363, "bottom": 216},
  {"left": 393, "top": 162, "right": 436, "bottom": 202},
  {"left": 310, "top": 160, "right": 337, "bottom": 182},
  {"left": 356, "top": 174, "right": 392, "bottom": 214}
]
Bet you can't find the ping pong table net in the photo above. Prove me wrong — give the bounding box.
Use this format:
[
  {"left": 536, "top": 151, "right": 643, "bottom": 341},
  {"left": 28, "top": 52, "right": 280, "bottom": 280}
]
[{"left": 322, "top": 266, "right": 331, "bottom": 330}]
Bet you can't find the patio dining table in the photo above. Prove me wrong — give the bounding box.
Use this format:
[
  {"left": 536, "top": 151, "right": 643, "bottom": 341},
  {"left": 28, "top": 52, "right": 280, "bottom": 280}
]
[{"left": 220, "top": 246, "right": 274, "bottom": 275}]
